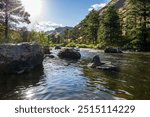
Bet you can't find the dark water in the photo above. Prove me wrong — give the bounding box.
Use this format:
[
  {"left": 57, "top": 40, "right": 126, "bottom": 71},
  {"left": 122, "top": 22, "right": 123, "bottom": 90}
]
[{"left": 0, "top": 48, "right": 150, "bottom": 100}]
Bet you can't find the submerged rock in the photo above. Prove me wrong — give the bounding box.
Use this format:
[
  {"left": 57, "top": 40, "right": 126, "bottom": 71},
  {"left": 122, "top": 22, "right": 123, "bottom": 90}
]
[
  {"left": 87, "top": 55, "right": 118, "bottom": 71},
  {"left": 49, "top": 54, "right": 55, "bottom": 58},
  {"left": 0, "top": 42, "right": 44, "bottom": 74},
  {"left": 96, "top": 63, "right": 118, "bottom": 71},
  {"left": 58, "top": 48, "right": 81, "bottom": 60},
  {"left": 104, "top": 47, "right": 123, "bottom": 53}
]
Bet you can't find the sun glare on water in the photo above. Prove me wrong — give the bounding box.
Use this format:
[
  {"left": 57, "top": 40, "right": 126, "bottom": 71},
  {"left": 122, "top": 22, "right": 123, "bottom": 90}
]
[{"left": 21, "top": 0, "right": 43, "bottom": 20}]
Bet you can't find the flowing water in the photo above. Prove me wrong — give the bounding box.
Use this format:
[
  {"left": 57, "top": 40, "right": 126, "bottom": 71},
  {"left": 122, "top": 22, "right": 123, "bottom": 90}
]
[{"left": 0, "top": 48, "right": 150, "bottom": 100}]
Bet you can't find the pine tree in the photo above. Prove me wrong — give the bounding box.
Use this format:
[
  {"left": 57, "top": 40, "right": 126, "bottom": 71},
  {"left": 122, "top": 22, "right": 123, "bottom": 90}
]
[
  {"left": 98, "top": 6, "right": 122, "bottom": 47},
  {"left": 69, "top": 10, "right": 99, "bottom": 44},
  {"left": 87, "top": 10, "right": 99, "bottom": 44},
  {"left": 124, "top": 0, "right": 150, "bottom": 51},
  {"left": 0, "top": 0, "right": 30, "bottom": 43}
]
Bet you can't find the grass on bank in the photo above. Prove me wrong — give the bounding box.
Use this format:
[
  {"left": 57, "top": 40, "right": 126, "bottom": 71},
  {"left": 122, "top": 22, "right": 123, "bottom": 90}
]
[{"left": 49, "top": 42, "right": 103, "bottom": 49}]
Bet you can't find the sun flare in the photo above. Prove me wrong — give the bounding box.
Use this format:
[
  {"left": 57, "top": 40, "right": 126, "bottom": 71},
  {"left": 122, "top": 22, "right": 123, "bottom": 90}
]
[{"left": 21, "top": 0, "right": 43, "bottom": 20}]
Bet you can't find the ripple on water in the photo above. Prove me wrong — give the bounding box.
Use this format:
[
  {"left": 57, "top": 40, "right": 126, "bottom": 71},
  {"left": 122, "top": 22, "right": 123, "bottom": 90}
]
[{"left": 0, "top": 48, "right": 150, "bottom": 100}]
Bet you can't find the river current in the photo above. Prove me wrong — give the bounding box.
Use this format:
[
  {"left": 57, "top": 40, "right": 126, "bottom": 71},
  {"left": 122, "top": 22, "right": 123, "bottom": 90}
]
[{"left": 0, "top": 48, "right": 150, "bottom": 100}]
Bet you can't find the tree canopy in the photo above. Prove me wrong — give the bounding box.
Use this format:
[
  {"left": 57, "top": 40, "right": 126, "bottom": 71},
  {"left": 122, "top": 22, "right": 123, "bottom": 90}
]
[{"left": 0, "top": 0, "right": 30, "bottom": 42}]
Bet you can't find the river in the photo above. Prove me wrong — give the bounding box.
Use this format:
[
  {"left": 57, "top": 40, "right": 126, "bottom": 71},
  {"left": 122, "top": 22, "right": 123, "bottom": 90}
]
[{"left": 0, "top": 48, "right": 150, "bottom": 100}]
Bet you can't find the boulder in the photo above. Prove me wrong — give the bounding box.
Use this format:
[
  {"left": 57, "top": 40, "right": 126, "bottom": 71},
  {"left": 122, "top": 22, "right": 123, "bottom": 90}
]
[
  {"left": 104, "top": 47, "right": 123, "bottom": 53},
  {"left": 0, "top": 42, "right": 44, "bottom": 74},
  {"left": 58, "top": 48, "right": 81, "bottom": 60},
  {"left": 87, "top": 55, "right": 118, "bottom": 71},
  {"left": 87, "top": 55, "right": 104, "bottom": 68},
  {"left": 55, "top": 46, "right": 61, "bottom": 49},
  {"left": 43, "top": 46, "right": 50, "bottom": 54}
]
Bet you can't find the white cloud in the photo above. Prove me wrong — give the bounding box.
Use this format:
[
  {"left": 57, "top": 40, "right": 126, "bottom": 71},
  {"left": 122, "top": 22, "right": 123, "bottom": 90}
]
[
  {"left": 33, "top": 21, "right": 63, "bottom": 32},
  {"left": 88, "top": 3, "right": 106, "bottom": 11}
]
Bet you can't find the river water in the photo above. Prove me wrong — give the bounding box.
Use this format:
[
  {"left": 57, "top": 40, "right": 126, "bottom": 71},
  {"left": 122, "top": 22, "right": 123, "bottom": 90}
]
[{"left": 0, "top": 48, "right": 150, "bottom": 100}]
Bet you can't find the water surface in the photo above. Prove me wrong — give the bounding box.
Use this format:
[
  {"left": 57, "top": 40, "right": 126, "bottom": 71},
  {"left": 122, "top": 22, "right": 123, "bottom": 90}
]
[{"left": 0, "top": 48, "right": 150, "bottom": 100}]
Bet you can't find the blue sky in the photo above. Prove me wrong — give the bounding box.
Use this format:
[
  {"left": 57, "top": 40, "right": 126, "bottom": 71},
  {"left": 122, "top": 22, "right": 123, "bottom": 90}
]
[
  {"left": 42, "top": 0, "right": 109, "bottom": 26},
  {"left": 29, "top": 0, "right": 110, "bottom": 31}
]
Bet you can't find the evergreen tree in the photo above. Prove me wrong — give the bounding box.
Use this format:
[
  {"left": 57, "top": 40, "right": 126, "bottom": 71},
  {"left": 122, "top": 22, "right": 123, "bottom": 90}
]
[
  {"left": 124, "top": 0, "right": 150, "bottom": 51},
  {"left": 0, "top": 0, "right": 30, "bottom": 43},
  {"left": 98, "top": 6, "right": 122, "bottom": 47},
  {"left": 86, "top": 10, "right": 99, "bottom": 44},
  {"left": 68, "top": 10, "right": 99, "bottom": 44}
]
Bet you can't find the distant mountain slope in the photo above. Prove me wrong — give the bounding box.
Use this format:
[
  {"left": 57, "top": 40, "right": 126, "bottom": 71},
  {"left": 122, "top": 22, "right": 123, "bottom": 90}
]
[
  {"left": 99, "top": 0, "right": 126, "bottom": 15},
  {"left": 46, "top": 26, "right": 73, "bottom": 36}
]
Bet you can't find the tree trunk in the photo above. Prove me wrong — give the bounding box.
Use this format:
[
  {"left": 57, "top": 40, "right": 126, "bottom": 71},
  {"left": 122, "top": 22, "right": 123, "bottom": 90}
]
[
  {"left": 142, "top": 1, "right": 147, "bottom": 51},
  {"left": 4, "top": 0, "right": 8, "bottom": 43}
]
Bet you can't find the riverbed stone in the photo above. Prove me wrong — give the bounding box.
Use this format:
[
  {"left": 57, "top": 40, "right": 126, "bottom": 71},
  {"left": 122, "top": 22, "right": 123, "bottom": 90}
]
[
  {"left": 87, "top": 55, "right": 104, "bottom": 68},
  {"left": 58, "top": 48, "right": 81, "bottom": 59},
  {"left": 0, "top": 42, "right": 44, "bottom": 74},
  {"left": 87, "top": 55, "right": 118, "bottom": 71},
  {"left": 104, "top": 47, "right": 123, "bottom": 53},
  {"left": 96, "top": 63, "right": 118, "bottom": 71}
]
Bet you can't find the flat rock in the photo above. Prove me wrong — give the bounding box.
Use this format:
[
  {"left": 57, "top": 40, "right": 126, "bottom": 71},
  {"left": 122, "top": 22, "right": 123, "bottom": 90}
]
[{"left": 96, "top": 63, "right": 118, "bottom": 71}]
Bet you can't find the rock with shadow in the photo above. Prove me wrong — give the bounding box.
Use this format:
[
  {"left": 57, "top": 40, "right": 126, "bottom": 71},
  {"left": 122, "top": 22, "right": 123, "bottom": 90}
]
[
  {"left": 87, "top": 55, "right": 118, "bottom": 71},
  {"left": 58, "top": 48, "right": 81, "bottom": 60}
]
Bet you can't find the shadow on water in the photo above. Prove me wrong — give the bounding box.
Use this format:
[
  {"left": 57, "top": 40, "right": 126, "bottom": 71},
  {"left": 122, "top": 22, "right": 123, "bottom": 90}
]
[
  {"left": 0, "top": 66, "right": 44, "bottom": 100},
  {"left": 117, "top": 53, "right": 150, "bottom": 99},
  {"left": 81, "top": 51, "right": 150, "bottom": 100}
]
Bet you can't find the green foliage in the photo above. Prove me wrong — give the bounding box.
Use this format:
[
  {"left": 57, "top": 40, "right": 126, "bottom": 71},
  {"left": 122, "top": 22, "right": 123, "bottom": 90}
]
[
  {"left": 123, "top": 0, "right": 150, "bottom": 51},
  {"left": 85, "top": 10, "right": 100, "bottom": 44},
  {"left": 98, "top": 6, "right": 123, "bottom": 47},
  {"left": 66, "top": 42, "right": 76, "bottom": 47},
  {"left": 62, "top": 0, "right": 150, "bottom": 51},
  {"left": 65, "top": 42, "right": 98, "bottom": 49},
  {"left": 0, "top": 0, "right": 149, "bottom": 51},
  {"left": 28, "top": 31, "right": 49, "bottom": 46},
  {"left": 63, "top": 10, "right": 100, "bottom": 44},
  {"left": 0, "top": 0, "right": 30, "bottom": 43},
  {"left": 0, "top": 24, "right": 5, "bottom": 43}
]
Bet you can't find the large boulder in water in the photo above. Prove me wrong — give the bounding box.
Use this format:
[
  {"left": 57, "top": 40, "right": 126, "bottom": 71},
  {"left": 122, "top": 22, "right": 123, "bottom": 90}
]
[
  {"left": 87, "top": 55, "right": 104, "bottom": 68},
  {"left": 0, "top": 42, "right": 44, "bottom": 74},
  {"left": 104, "top": 47, "right": 122, "bottom": 53},
  {"left": 58, "top": 48, "right": 81, "bottom": 60},
  {"left": 87, "top": 55, "right": 118, "bottom": 71}
]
